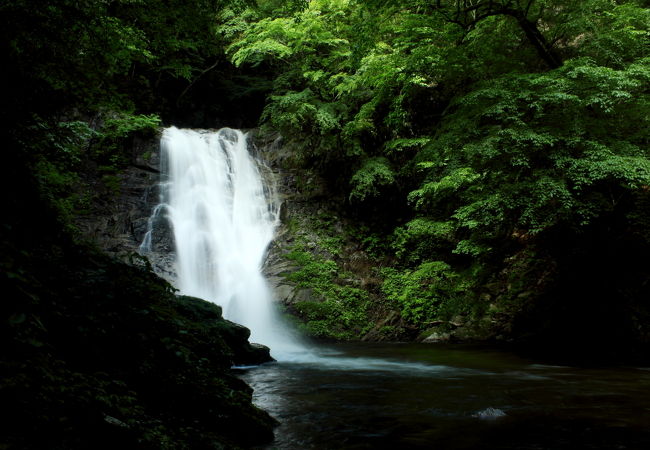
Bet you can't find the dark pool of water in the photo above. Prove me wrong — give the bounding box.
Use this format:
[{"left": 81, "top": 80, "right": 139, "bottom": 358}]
[{"left": 239, "top": 343, "right": 650, "bottom": 449}]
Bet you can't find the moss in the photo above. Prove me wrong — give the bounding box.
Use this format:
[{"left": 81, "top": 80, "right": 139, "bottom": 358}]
[
  {"left": 101, "top": 173, "right": 122, "bottom": 197},
  {"left": 283, "top": 242, "right": 372, "bottom": 340}
]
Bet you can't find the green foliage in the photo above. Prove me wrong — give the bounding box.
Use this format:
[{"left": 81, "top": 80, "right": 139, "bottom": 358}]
[
  {"left": 3, "top": 0, "right": 241, "bottom": 234},
  {"left": 24, "top": 119, "right": 97, "bottom": 230},
  {"left": 393, "top": 219, "right": 455, "bottom": 264},
  {"left": 294, "top": 285, "right": 370, "bottom": 339},
  {"left": 92, "top": 112, "right": 162, "bottom": 172},
  {"left": 6, "top": 0, "right": 649, "bottom": 352},
  {"left": 101, "top": 113, "right": 161, "bottom": 140},
  {"left": 385, "top": 137, "right": 431, "bottom": 156},
  {"left": 381, "top": 261, "right": 468, "bottom": 324},
  {"left": 285, "top": 248, "right": 338, "bottom": 287},
  {"left": 408, "top": 168, "right": 480, "bottom": 212},
  {"left": 4, "top": 0, "right": 246, "bottom": 113},
  {"left": 420, "top": 57, "right": 650, "bottom": 246},
  {"left": 226, "top": 0, "right": 360, "bottom": 166},
  {"left": 27, "top": 112, "right": 162, "bottom": 231},
  {"left": 24, "top": 119, "right": 96, "bottom": 168},
  {"left": 347, "top": 224, "right": 392, "bottom": 258},
  {"left": 349, "top": 157, "right": 396, "bottom": 203},
  {"left": 226, "top": 1, "right": 365, "bottom": 167},
  {"left": 285, "top": 244, "right": 371, "bottom": 339},
  {"left": 33, "top": 159, "right": 87, "bottom": 227}
]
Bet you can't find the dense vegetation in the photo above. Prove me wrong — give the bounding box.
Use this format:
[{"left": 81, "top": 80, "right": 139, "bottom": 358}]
[{"left": 223, "top": 0, "right": 650, "bottom": 357}]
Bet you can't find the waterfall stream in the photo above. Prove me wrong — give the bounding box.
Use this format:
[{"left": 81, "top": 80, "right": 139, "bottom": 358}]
[{"left": 140, "top": 127, "right": 300, "bottom": 359}]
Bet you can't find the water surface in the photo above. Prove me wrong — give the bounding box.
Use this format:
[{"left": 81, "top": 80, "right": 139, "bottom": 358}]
[{"left": 240, "top": 343, "right": 650, "bottom": 449}]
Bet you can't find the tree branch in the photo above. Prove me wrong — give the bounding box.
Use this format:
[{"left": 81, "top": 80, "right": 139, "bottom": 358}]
[
  {"left": 435, "top": 0, "right": 562, "bottom": 69},
  {"left": 176, "top": 59, "right": 221, "bottom": 105}
]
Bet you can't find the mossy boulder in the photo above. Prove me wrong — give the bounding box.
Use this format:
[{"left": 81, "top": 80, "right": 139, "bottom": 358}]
[{"left": 1, "top": 240, "right": 276, "bottom": 449}]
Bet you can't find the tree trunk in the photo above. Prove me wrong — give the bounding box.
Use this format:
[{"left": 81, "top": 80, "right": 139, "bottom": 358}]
[{"left": 511, "top": 11, "right": 563, "bottom": 69}]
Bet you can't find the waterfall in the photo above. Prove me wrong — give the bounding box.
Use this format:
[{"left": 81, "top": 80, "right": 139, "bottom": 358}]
[{"left": 141, "top": 126, "right": 301, "bottom": 359}]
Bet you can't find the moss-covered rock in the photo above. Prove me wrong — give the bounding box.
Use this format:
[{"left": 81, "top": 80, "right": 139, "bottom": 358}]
[{"left": 0, "top": 239, "right": 276, "bottom": 449}]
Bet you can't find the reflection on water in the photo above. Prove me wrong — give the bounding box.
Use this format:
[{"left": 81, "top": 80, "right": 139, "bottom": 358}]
[{"left": 239, "top": 343, "right": 650, "bottom": 449}]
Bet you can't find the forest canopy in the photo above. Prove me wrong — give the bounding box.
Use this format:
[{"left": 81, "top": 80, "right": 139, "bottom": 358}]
[{"left": 223, "top": 0, "right": 650, "bottom": 346}]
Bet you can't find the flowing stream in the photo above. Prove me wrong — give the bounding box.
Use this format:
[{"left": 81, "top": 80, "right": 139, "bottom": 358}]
[{"left": 141, "top": 127, "right": 650, "bottom": 448}]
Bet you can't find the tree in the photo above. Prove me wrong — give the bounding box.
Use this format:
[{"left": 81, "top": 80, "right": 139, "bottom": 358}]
[{"left": 225, "top": 0, "right": 650, "bottom": 336}]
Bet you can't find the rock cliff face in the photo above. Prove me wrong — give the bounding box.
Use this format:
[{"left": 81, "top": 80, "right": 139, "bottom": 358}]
[
  {"left": 76, "top": 134, "right": 177, "bottom": 283},
  {"left": 252, "top": 131, "right": 414, "bottom": 341}
]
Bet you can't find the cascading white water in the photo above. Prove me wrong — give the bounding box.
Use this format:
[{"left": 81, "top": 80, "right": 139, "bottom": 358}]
[{"left": 142, "top": 126, "right": 302, "bottom": 359}]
